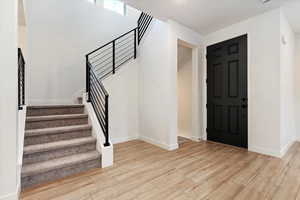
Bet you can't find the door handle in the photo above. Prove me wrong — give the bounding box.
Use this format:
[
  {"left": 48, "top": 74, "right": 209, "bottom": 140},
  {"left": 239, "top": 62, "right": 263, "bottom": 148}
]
[{"left": 241, "top": 104, "right": 247, "bottom": 108}]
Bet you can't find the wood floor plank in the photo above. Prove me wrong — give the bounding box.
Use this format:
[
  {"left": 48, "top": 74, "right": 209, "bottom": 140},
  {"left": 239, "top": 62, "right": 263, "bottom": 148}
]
[{"left": 21, "top": 140, "right": 300, "bottom": 200}]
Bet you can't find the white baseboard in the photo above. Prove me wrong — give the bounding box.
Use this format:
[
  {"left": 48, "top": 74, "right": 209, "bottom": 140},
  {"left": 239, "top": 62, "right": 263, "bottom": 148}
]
[
  {"left": 280, "top": 140, "right": 296, "bottom": 158},
  {"left": 248, "top": 146, "right": 281, "bottom": 158},
  {"left": 249, "top": 140, "right": 295, "bottom": 158},
  {"left": 111, "top": 136, "right": 139, "bottom": 144},
  {"left": 0, "top": 190, "right": 18, "bottom": 200},
  {"left": 190, "top": 136, "right": 202, "bottom": 142},
  {"left": 140, "top": 135, "right": 178, "bottom": 151},
  {"left": 178, "top": 135, "right": 201, "bottom": 142}
]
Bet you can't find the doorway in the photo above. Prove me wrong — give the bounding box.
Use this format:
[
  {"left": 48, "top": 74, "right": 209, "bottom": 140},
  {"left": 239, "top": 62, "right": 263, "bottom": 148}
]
[
  {"left": 206, "top": 35, "right": 248, "bottom": 148},
  {"left": 177, "top": 42, "right": 193, "bottom": 145}
]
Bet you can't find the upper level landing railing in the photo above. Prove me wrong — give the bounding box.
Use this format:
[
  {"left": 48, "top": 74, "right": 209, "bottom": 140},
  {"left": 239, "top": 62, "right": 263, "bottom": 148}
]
[{"left": 85, "top": 12, "right": 153, "bottom": 147}]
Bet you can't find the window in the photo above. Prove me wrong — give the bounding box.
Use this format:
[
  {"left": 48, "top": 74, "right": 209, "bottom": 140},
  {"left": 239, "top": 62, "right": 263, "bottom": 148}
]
[
  {"left": 104, "top": 0, "right": 126, "bottom": 16},
  {"left": 86, "top": 0, "right": 96, "bottom": 4}
]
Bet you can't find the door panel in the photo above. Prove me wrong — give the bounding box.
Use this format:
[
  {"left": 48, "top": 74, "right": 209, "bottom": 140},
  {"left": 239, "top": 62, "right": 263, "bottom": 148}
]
[{"left": 207, "top": 35, "right": 248, "bottom": 148}]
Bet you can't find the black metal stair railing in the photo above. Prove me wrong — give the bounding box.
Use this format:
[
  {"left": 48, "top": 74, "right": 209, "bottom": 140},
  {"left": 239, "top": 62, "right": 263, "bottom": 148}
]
[
  {"left": 86, "top": 28, "right": 137, "bottom": 81},
  {"left": 18, "top": 48, "right": 25, "bottom": 110},
  {"left": 138, "top": 12, "right": 153, "bottom": 44},
  {"left": 86, "top": 12, "right": 153, "bottom": 147},
  {"left": 88, "top": 65, "right": 110, "bottom": 147}
]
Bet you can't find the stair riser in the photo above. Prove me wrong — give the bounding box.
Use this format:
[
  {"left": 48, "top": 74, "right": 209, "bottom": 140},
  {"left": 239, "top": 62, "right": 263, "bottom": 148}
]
[
  {"left": 22, "top": 159, "right": 100, "bottom": 190},
  {"left": 27, "top": 107, "right": 84, "bottom": 117},
  {"left": 23, "top": 142, "right": 97, "bottom": 165},
  {"left": 26, "top": 117, "right": 88, "bottom": 130},
  {"left": 24, "top": 130, "right": 92, "bottom": 146}
]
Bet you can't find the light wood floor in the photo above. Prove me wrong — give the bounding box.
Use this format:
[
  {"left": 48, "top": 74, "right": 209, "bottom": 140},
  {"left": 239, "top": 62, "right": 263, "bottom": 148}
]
[{"left": 21, "top": 140, "right": 300, "bottom": 200}]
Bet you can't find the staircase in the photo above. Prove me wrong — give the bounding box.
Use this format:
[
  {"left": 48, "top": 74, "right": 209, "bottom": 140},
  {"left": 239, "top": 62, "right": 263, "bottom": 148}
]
[
  {"left": 21, "top": 105, "right": 101, "bottom": 189},
  {"left": 20, "top": 11, "right": 153, "bottom": 190}
]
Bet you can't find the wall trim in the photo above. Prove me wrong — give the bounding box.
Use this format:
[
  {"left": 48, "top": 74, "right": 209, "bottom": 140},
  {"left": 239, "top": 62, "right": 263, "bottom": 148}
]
[
  {"left": 0, "top": 190, "right": 18, "bottom": 200},
  {"left": 202, "top": 135, "right": 281, "bottom": 158},
  {"left": 248, "top": 146, "right": 281, "bottom": 158},
  {"left": 178, "top": 135, "right": 201, "bottom": 142},
  {"left": 111, "top": 136, "right": 139, "bottom": 144},
  {"left": 190, "top": 136, "right": 202, "bottom": 142},
  {"left": 280, "top": 140, "right": 296, "bottom": 158},
  {"left": 140, "top": 135, "right": 179, "bottom": 151}
]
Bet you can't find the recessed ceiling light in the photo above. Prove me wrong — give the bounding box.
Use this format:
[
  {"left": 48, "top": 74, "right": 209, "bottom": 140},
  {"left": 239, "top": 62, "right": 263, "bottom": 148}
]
[
  {"left": 174, "top": 0, "right": 187, "bottom": 6},
  {"left": 261, "top": 0, "right": 272, "bottom": 4}
]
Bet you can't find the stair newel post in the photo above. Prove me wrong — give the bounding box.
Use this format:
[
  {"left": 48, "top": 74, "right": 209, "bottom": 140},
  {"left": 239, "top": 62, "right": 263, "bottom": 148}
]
[
  {"left": 104, "top": 94, "right": 110, "bottom": 147},
  {"left": 86, "top": 55, "right": 91, "bottom": 102},
  {"left": 134, "top": 28, "right": 137, "bottom": 59},
  {"left": 112, "top": 41, "right": 116, "bottom": 74}
]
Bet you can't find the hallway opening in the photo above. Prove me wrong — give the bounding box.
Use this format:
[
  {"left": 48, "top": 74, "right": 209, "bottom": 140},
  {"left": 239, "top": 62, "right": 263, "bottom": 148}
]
[{"left": 177, "top": 41, "right": 193, "bottom": 145}]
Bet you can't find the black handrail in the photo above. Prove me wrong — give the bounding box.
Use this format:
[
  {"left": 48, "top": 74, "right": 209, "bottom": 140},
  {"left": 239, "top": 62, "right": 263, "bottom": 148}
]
[
  {"left": 85, "top": 12, "right": 153, "bottom": 147},
  {"left": 86, "top": 28, "right": 138, "bottom": 57},
  {"left": 18, "top": 48, "right": 25, "bottom": 110}
]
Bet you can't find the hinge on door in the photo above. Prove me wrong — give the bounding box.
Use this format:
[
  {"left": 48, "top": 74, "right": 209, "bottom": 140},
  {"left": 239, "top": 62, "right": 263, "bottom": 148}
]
[
  {"left": 206, "top": 104, "right": 208, "bottom": 109},
  {"left": 206, "top": 128, "right": 208, "bottom": 133},
  {"left": 206, "top": 79, "right": 208, "bottom": 84}
]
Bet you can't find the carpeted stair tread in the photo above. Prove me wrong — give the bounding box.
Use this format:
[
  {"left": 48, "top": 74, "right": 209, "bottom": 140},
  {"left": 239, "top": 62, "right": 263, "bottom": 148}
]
[
  {"left": 27, "top": 105, "right": 84, "bottom": 109},
  {"left": 25, "top": 125, "right": 92, "bottom": 137},
  {"left": 22, "top": 104, "right": 101, "bottom": 189},
  {"left": 27, "top": 105, "right": 85, "bottom": 117},
  {"left": 22, "top": 151, "right": 100, "bottom": 178},
  {"left": 26, "top": 114, "right": 88, "bottom": 122},
  {"left": 24, "top": 137, "right": 96, "bottom": 155}
]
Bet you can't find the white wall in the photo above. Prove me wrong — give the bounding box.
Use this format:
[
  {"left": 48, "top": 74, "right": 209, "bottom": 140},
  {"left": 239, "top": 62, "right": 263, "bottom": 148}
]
[
  {"left": 177, "top": 45, "right": 193, "bottom": 138},
  {"left": 0, "top": 0, "right": 19, "bottom": 199},
  {"left": 279, "top": 11, "right": 297, "bottom": 155},
  {"left": 204, "top": 9, "right": 282, "bottom": 157},
  {"left": 138, "top": 19, "right": 203, "bottom": 150},
  {"left": 138, "top": 20, "right": 173, "bottom": 149},
  {"left": 18, "top": 26, "right": 27, "bottom": 58},
  {"left": 295, "top": 36, "right": 300, "bottom": 141},
  {"left": 25, "top": 0, "right": 139, "bottom": 105},
  {"left": 102, "top": 61, "right": 139, "bottom": 144}
]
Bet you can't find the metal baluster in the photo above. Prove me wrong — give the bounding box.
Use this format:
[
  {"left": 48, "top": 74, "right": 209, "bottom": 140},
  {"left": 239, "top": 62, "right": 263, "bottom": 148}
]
[
  {"left": 134, "top": 29, "right": 137, "bottom": 59},
  {"left": 86, "top": 55, "right": 91, "bottom": 102},
  {"left": 112, "top": 41, "right": 115, "bottom": 74},
  {"left": 104, "top": 95, "right": 110, "bottom": 146}
]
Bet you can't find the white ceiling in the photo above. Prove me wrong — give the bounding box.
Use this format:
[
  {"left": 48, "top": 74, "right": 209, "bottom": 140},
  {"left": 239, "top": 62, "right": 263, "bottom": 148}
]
[
  {"left": 282, "top": 1, "right": 300, "bottom": 34},
  {"left": 18, "top": 0, "right": 26, "bottom": 26},
  {"left": 123, "top": 0, "right": 300, "bottom": 35}
]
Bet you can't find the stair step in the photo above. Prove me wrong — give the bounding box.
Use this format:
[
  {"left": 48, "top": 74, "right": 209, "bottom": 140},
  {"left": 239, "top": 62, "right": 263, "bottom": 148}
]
[
  {"left": 24, "top": 125, "right": 92, "bottom": 145},
  {"left": 22, "top": 151, "right": 100, "bottom": 177},
  {"left": 21, "top": 151, "right": 101, "bottom": 189},
  {"left": 23, "top": 137, "right": 97, "bottom": 164},
  {"left": 24, "top": 137, "right": 96, "bottom": 154},
  {"left": 27, "top": 104, "right": 84, "bottom": 117},
  {"left": 25, "top": 114, "right": 88, "bottom": 130}
]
